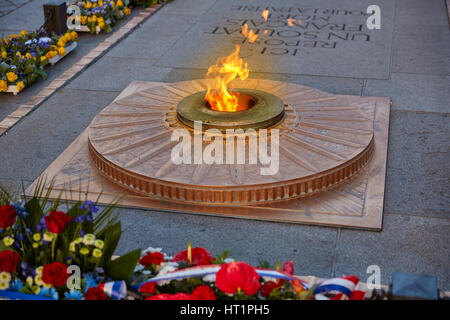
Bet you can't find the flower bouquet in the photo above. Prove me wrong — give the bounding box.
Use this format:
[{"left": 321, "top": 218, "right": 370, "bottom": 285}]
[
  {"left": 0, "top": 31, "right": 48, "bottom": 95},
  {"left": 0, "top": 181, "right": 141, "bottom": 300},
  {"left": 130, "top": 242, "right": 367, "bottom": 300},
  {"left": 0, "top": 30, "right": 79, "bottom": 95},
  {"left": 68, "top": 0, "right": 131, "bottom": 34}
]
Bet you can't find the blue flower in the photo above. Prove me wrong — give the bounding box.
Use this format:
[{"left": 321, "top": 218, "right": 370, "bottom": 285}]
[
  {"left": 74, "top": 215, "right": 85, "bottom": 223},
  {"left": 39, "top": 287, "right": 59, "bottom": 300},
  {"left": 79, "top": 200, "right": 99, "bottom": 214},
  {"left": 64, "top": 289, "right": 83, "bottom": 300},
  {"left": 9, "top": 279, "right": 24, "bottom": 292},
  {"left": 83, "top": 274, "right": 98, "bottom": 293}
]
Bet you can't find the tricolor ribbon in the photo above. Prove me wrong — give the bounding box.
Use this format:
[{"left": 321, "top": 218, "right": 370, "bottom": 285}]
[
  {"left": 98, "top": 281, "right": 127, "bottom": 300},
  {"left": 313, "top": 275, "right": 359, "bottom": 298},
  {"left": 133, "top": 264, "right": 310, "bottom": 291}
]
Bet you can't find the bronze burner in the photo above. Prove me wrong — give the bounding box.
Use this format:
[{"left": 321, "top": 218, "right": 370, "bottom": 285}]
[{"left": 176, "top": 88, "right": 285, "bottom": 132}]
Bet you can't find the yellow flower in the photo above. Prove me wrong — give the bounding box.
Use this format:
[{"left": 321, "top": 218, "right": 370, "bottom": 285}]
[
  {"left": 71, "top": 31, "right": 78, "bottom": 39},
  {"left": 46, "top": 51, "right": 57, "bottom": 59},
  {"left": 32, "top": 286, "right": 40, "bottom": 295},
  {"left": 94, "top": 239, "right": 104, "bottom": 249},
  {"left": 40, "top": 56, "right": 47, "bottom": 62},
  {"left": 85, "top": 2, "right": 92, "bottom": 9},
  {"left": 80, "top": 247, "right": 90, "bottom": 255},
  {"left": 6, "top": 72, "right": 17, "bottom": 82},
  {"left": 33, "top": 233, "right": 41, "bottom": 241},
  {"left": 0, "top": 80, "right": 7, "bottom": 92},
  {"left": 58, "top": 46, "right": 66, "bottom": 56},
  {"left": 87, "top": 16, "right": 93, "bottom": 23},
  {"left": 0, "top": 281, "right": 9, "bottom": 290},
  {"left": 92, "top": 248, "right": 103, "bottom": 258},
  {"left": 1, "top": 51, "right": 6, "bottom": 59},
  {"left": 20, "top": 30, "right": 27, "bottom": 36},
  {"left": 32, "top": 242, "right": 39, "bottom": 248},
  {"left": 123, "top": 7, "right": 131, "bottom": 15},
  {"left": 74, "top": 237, "right": 83, "bottom": 244},
  {"left": 80, "top": 15, "right": 87, "bottom": 25},
  {"left": 110, "top": 1, "right": 115, "bottom": 8},
  {"left": 36, "top": 266, "right": 43, "bottom": 275},
  {"left": 64, "top": 33, "right": 72, "bottom": 42},
  {"left": 16, "top": 81, "right": 24, "bottom": 92},
  {"left": 117, "top": 0, "right": 123, "bottom": 7},
  {"left": 16, "top": 51, "right": 21, "bottom": 57},
  {"left": 3, "top": 236, "right": 14, "bottom": 246},
  {"left": 69, "top": 242, "right": 76, "bottom": 252},
  {"left": 57, "top": 38, "right": 66, "bottom": 47},
  {"left": 0, "top": 272, "right": 11, "bottom": 283},
  {"left": 98, "top": 22, "right": 105, "bottom": 30},
  {"left": 98, "top": 0, "right": 103, "bottom": 6}
]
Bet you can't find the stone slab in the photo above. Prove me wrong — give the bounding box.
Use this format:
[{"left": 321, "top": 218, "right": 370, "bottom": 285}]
[
  {"left": 155, "top": 0, "right": 395, "bottom": 79},
  {"left": 115, "top": 208, "right": 338, "bottom": 279},
  {"left": 25, "top": 80, "right": 391, "bottom": 230},
  {"left": 365, "top": 73, "right": 450, "bottom": 113},
  {"left": 0, "top": 89, "right": 118, "bottom": 181},
  {"left": 67, "top": 56, "right": 172, "bottom": 91},
  {"left": 395, "top": 0, "right": 449, "bottom": 26},
  {"left": 158, "top": 0, "right": 218, "bottom": 16},
  {"left": 392, "top": 24, "right": 450, "bottom": 75},
  {"left": 384, "top": 111, "right": 450, "bottom": 219},
  {"left": 106, "top": 13, "right": 199, "bottom": 62},
  {"left": 335, "top": 214, "right": 450, "bottom": 290}
]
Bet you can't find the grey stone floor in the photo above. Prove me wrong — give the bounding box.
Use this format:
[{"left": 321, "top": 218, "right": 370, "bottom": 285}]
[{"left": 0, "top": 0, "right": 449, "bottom": 289}]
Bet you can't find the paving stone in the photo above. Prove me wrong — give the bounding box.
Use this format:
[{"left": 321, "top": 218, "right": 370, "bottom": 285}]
[
  {"left": 0, "top": 0, "right": 47, "bottom": 30},
  {"left": 365, "top": 73, "right": 450, "bottom": 113},
  {"left": 157, "top": 0, "right": 218, "bottom": 16},
  {"left": 392, "top": 24, "right": 450, "bottom": 75},
  {"left": 114, "top": 208, "right": 338, "bottom": 279},
  {"left": 164, "top": 67, "right": 364, "bottom": 95},
  {"left": 106, "top": 13, "right": 199, "bottom": 62},
  {"left": 395, "top": 0, "right": 449, "bottom": 26},
  {"left": 0, "top": 89, "right": 118, "bottom": 181},
  {"left": 67, "top": 56, "right": 172, "bottom": 91},
  {"left": 385, "top": 111, "right": 450, "bottom": 219},
  {"left": 335, "top": 214, "right": 450, "bottom": 290},
  {"left": 155, "top": 0, "right": 395, "bottom": 79}
]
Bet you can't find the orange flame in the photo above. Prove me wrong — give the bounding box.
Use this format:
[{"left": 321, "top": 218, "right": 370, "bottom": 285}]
[
  {"left": 287, "top": 17, "right": 302, "bottom": 27},
  {"left": 205, "top": 45, "right": 249, "bottom": 112},
  {"left": 262, "top": 9, "right": 269, "bottom": 21},
  {"left": 241, "top": 23, "right": 258, "bottom": 43}
]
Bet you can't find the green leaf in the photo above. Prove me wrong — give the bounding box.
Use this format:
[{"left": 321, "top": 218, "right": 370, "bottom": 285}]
[
  {"left": 105, "top": 249, "right": 141, "bottom": 282},
  {"left": 0, "top": 61, "right": 9, "bottom": 73},
  {"left": 98, "top": 221, "right": 121, "bottom": 265}
]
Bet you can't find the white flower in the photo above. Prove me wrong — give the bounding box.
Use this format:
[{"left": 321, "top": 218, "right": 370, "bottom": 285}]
[
  {"left": 142, "top": 247, "right": 162, "bottom": 254},
  {"left": 34, "top": 274, "right": 44, "bottom": 286},
  {"left": 263, "top": 276, "right": 277, "bottom": 283},
  {"left": 38, "top": 37, "right": 51, "bottom": 43},
  {"left": 73, "top": 237, "right": 83, "bottom": 244},
  {"left": 83, "top": 234, "right": 96, "bottom": 245},
  {"left": 26, "top": 276, "right": 33, "bottom": 287},
  {"left": 94, "top": 239, "right": 104, "bottom": 249},
  {"left": 0, "top": 272, "right": 11, "bottom": 283},
  {"left": 0, "top": 281, "right": 9, "bottom": 290},
  {"left": 36, "top": 266, "right": 43, "bottom": 275}
]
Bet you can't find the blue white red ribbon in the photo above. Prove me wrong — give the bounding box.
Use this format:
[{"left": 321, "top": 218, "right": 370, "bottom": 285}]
[
  {"left": 98, "top": 281, "right": 127, "bottom": 300},
  {"left": 133, "top": 264, "right": 310, "bottom": 291},
  {"left": 313, "top": 275, "right": 359, "bottom": 297}
]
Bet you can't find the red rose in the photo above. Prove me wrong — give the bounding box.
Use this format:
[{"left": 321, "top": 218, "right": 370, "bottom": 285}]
[
  {"left": 146, "top": 293, "right": 191, "bottom": 300},
  {"left": 0, "top": 205, "right": 17, "bottom": 229},
  {"left": 139, "top": 251, "right": 165, "bottom": 267},
  {"left": 139, "top": 282, "right": 156, "bottom": 295},
  {"left": 44, "top": 211, "right": 72, "bottom": 234},
  {"left": 260, "top": 281, "right": 280, "bottom": 297},
  {"left": 42, "top": 262, "right": 69, "bottom": 287},
  {"left": 191, "top": 285, "right": 216, "bottom": 300},
  {"left": 0, "top": 250, "right": 20, "bottom": 272},
  {"left": 85, "top": 287, "right": 108, "bottom": 300},
  {"left": 215, "top": 261, "right": 260, "bottom": 296},
  {"left": 172, "top": 247, "right": 212, "bottom": 266}
]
